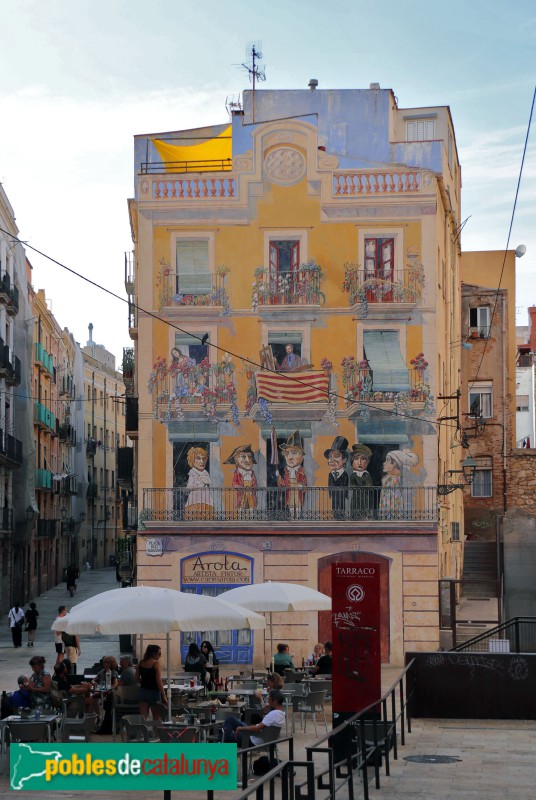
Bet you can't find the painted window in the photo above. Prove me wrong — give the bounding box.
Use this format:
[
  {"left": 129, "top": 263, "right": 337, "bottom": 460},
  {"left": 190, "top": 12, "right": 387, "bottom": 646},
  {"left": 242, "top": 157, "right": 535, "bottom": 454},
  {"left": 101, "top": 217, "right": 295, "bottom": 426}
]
[
  {"left": 363, "top": 330, "right": 410, "bottom": 392},
  {"left": 176, "top": 239, "right": 211, "bottom": 295},
  {"left": 269, "top": 240, "right": 299, "bottom": 281},
  {"left": 364, "top": 237, "right": 394, "bottom": 281},
  {"left": 268, "top": 331, "right": 303, "bottom": 370},
  {"left": 406, "top": 119, "right": 436, "bottom": 141},
  {"left": 469, "top": 306, "right": 490, "bottom": 338},
  {"left": 174, "top": 333, "right": 209, "bottom": 366},
  {"left": 471, "top": 456, "right": 493, "bottom": 498},
  {"left": 469, "top": 382, "right": 493, "bottom": 418}
]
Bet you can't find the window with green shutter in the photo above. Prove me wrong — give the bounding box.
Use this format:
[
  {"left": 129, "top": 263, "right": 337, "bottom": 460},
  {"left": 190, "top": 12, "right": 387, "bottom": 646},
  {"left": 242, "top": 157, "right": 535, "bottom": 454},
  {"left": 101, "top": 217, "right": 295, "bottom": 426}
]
[{"left": 176, "top": 239, "right": 211, "bottom": 295}]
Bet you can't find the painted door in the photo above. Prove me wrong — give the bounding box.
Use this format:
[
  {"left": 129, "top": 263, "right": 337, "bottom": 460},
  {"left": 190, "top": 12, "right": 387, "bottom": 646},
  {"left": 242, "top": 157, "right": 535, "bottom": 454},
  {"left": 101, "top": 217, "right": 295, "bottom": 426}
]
[{"left": 364, "top": 237, "right": 394, "bottom": 301}]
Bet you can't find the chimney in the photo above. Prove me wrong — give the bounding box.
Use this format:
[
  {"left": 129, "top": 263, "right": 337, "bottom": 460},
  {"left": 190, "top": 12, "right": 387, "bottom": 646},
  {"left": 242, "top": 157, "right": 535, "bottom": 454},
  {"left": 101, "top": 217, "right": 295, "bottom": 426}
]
[{"left": 308, "top": 79, "right": 318, "bottom": 91}]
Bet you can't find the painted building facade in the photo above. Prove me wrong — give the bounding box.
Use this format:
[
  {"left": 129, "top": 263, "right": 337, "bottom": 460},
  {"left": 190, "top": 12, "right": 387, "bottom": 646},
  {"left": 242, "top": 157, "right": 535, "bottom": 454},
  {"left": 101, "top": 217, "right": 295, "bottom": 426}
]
[{"left": 127, "top": 85, "right": 466, "bottom": 667}]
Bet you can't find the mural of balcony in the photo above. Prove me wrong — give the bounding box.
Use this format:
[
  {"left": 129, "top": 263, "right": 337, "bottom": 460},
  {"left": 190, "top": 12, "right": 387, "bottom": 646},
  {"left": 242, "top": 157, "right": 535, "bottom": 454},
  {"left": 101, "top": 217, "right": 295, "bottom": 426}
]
[
  {"left": 342, "top": 356, "right": 433, "bottom": 414},
  {"left": 142, "top": 486, "right": 437, "bottom": 523},
  {"left": 59, "top": 374, "right": 76, "bottom": 398},
  {"left": 0, "top": 272, "right": 19, "bottom": 315},
  {"left": 148, "top": 356, "right": 238, "bottom": 424},
  {"left": 34, "top": 402, "right": 56, "bottom": 433},
  {"left": 342, "top": 263, "right": 424, "bottom": 317},
  {"left": 36, "top": 468, "right": 53, "bottom": 491},
  {"left": 252, "top": 262, "right": 325, "bottom": 310},
  {"left": 157, "top": 264, "right": 230, "bottom": 314},
  {"left": 35, "top": 342, "right": 54, "bottom": 375}
]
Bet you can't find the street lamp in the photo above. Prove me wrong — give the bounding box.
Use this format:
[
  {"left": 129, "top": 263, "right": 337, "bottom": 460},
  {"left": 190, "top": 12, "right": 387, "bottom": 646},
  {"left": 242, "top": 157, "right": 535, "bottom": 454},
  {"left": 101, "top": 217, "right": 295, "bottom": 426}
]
[{"left": 438, "top": 456, "right": 477, "bottom": 496}]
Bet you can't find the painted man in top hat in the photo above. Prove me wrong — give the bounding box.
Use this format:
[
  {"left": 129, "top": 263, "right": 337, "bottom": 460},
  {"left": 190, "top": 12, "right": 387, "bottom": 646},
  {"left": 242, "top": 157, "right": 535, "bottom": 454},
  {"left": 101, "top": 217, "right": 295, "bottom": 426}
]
[
  {"left": 349, "top": 443, "right": 373, "bottom": 518},
  {"left": 225, "top": 445, "right": 258, "bottom": 515},
  {"left": 324, "top": 436, "right": 350, "bottom": 518},
  {"left": 277, "top": 431, "right": 307, "bottom": 518}
]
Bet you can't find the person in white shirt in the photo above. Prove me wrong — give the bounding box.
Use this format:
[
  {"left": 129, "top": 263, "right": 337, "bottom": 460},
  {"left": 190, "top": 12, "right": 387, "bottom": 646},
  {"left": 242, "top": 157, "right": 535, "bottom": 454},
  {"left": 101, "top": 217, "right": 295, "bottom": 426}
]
[
  {"left": 222, "top": 689, "right": 285, "bottom": 745},
  {"left": 8, "top": 602, "right": 26, "bottom": 648}
]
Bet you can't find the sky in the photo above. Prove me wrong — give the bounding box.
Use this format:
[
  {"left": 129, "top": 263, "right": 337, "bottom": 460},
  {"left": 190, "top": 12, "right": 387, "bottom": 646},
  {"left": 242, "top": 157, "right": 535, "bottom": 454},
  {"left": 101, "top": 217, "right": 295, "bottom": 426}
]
[{"left": 0, "top": 0, "right": 535, "bottom": 363}]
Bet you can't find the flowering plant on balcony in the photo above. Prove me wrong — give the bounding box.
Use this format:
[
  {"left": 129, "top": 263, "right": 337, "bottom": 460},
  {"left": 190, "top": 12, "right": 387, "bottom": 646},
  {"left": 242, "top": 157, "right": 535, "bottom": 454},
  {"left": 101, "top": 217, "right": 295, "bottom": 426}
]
[
  {"left": 410, "top": 353, "right": 428, "bottom": 371},
  {"left": 320, "top": 357, "right": 333, "bottom": 371},
  {"left": 251, "top": 261, "right": 325, "bottom": 310}
]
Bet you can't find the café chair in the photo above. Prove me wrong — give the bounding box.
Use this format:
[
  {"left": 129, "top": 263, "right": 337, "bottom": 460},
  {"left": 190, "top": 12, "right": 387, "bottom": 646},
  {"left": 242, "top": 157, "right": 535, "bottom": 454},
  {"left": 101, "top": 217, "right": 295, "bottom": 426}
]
[
  {"left": 61, "top": 713, "right": 98, "bottom": 742},
  {"left": 120, "top": 715, "right": 160, "bottom": 743},
  {"left": 239, "top": 725, "right": 282, "bottom": 775},
  {"left": 297, "top": 689, "right": 328, "bottom": 736},
  {"left": 111, "top": 686, "right": 140, "bottom": 741}
]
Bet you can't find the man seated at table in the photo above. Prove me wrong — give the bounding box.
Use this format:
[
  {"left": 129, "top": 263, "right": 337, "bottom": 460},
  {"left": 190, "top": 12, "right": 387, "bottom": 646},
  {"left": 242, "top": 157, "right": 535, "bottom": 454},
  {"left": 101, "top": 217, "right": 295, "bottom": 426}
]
[
  {"left": 118, "top": 656, "right": 137, "bottom": 686},
  {"left": 222, "top": 689, "right": 285, "bottom": 745},
  {"left": 273, "top": 643, "right": 294, "bottom": 676},
  {"left": 53, "top": 661, "right": 93, "bottom": 712},
  {"left": 311, "top": 641, "right": 332, "bottom": 675},
  {"left": 9, "top": 676, "right": 32, "bottom": 712}
]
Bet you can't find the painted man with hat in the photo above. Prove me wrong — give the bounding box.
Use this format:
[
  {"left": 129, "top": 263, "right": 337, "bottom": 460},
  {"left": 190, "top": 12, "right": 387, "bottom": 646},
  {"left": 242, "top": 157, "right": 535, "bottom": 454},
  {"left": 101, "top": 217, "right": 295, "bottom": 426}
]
[
  {"left": 224, "top": 445, "right": 258, "bottom": 515},
  {"left": 324, "top": 436, "right": 350, "bottom": 517},
  {"left": 349, "top": 443, "right": 373, "bottom": 518},
  {"left": 277, "top": 431, "right": 307, "bottom": 518}
]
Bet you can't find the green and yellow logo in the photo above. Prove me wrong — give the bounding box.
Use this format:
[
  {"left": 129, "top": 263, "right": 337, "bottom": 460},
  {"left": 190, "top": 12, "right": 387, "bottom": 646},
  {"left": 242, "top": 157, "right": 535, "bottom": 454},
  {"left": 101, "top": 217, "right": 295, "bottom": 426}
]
[{"left": 10, "top": 743, "right": 236, "bottom": 791}]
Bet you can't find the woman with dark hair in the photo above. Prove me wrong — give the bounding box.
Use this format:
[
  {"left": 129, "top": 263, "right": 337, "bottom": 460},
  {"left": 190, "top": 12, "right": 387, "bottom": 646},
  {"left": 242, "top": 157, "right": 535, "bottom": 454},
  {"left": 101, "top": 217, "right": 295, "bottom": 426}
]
[
  {"left": 200, "top": 640, "right": 219, "bottom": 689},
  {"left": 184, "top": 642, "right": 207, "bottom": 684},
  {"left": 27, "top": 655, "right": 52, "bottom": 707},
  {"left": 136, "top": 644, "right": 167, "bottom": 721}
]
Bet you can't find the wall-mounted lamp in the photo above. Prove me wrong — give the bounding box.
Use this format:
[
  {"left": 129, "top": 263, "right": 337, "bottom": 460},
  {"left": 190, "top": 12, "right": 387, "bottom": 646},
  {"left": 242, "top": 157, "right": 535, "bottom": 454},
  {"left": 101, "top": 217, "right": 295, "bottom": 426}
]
[
  {"left": 25, "top": 505, "right": 36, "bottom": 522},
  {"left": 438, "top": 456, "right": 477, "bottom": 496},
  {"left": 61, "top": 507, "right": 68, "bottom": 520}
]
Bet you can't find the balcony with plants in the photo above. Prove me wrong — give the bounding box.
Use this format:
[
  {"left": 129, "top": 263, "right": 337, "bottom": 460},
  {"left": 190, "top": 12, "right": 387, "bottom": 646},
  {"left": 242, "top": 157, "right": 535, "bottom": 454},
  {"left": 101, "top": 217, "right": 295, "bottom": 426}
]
[
  {"left": 157, "top": 261, "right": 230, "bottom": 314},
  {"left": 122, "top": 347, "right": 135, "bottom": 395},
  {"left": 342, "top": 262, "right": 424, "bottom": 318},
  {"left": 148, "top": 354, "right": 238, "bottom": 424},
  {"left": 252, "top": 261, "right": 325, "bottom": 310},
  {"left": 341, "top": 353, "right": 434, "bottom": 415}
]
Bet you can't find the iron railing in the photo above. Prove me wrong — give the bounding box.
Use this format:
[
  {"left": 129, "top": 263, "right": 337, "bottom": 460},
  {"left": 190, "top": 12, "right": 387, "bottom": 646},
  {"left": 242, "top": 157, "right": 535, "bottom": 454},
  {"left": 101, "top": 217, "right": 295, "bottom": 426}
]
[
  {"left": 452, "top": 617, "right": 536, "bottom": 653},
  {"left": 141, "top": 158, "right": 232, "bottom": 174},
  {"left": 142, "top": 485, "right": 437, "bottom": 523}
]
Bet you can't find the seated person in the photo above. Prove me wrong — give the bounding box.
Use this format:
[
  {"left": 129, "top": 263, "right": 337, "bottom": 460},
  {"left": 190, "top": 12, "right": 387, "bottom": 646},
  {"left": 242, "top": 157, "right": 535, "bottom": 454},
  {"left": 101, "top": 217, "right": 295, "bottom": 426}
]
[
  {"left": 311, "top": 641, "right": 332, "bottom": 675},
  {"left": 273, "top": 643, "right": 294, "bottom": 676},
  {"left": 53, "top": 661, "right": 93, "bottom": 712},
  {"left": 27, "top": 655, "right": 52, "bottom": 708},
  {"left": 118, "top": 656, "right": 137, "bottom": 686},
  {"left": 200, "top": 640, "right": 219, "bottom": 689},
  {"left": 308, "top": 642, "right": 325, "bottom": 665},
  {"left": 249, "top": 672, "right": 283, "bottom": 719},
  {"left": 222, "top": 689, "right": 285, "bottom": 745},
  {"left": 183, "top": 642, "right": 207, "bottom": 684},
  {"left": 94, "top": 656, "right": 119, "bottom": 690},
  {"left": 9, "top": 676, "right": 32, "bottom": 711}
]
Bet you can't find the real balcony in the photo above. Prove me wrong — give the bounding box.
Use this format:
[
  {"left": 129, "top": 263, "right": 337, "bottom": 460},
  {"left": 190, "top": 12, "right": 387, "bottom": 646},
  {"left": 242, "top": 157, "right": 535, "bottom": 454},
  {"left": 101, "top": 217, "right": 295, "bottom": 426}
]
[
  {"left": 117, "top": 447, "right": 134, "bottom": 487},
  {"left": 36, "top": 468, "right": 53, "bottom": 491},
  {"left": 126, "top": 397, "right": 138, "bottom": 437},
  {"left": 86, "top": 438, "right": 97, "bottom": 457},
  {"left": 0, "top": 507, "right": 14, "bottom": 532},
  {"left": 252, "top": 263, "right": 324, "bottom": 310},
  {"left": 59, "top": 374, "right": 76, "bottom": 398},
  {"left": 0, "top": 272, "right": 19, "bottom": 315},
  {"left": 122, "top": 347, "right": 135, "bottom": 396},
  {"left": 34, "top": 402, "right": 56, "bottom": 434},
  {"left": 35, "top": 342, "right": 54, "bottom": 376},
  {"left": 128, "top": 299, "right": 138, "bottom": 340},
  {"left": 125, "top": 251, "right": 135, "bottom": 296},
  {"left": 0, "top": 340, "right": 21, "bottom": 386},
  {"left": 59, "top": 423, "right": 77, "bottom": 446},
  {"left": 36, "top": 519, "right": 59, "bottom": 538},
  {"left": 86, "top": 482, "right": 99, "bottom": 500},
  {"left": 142, "top": 486, "right": 437, "bottom": 525},
  {"left": 3, "top": 433, "right": 23, "bottom": 465}
]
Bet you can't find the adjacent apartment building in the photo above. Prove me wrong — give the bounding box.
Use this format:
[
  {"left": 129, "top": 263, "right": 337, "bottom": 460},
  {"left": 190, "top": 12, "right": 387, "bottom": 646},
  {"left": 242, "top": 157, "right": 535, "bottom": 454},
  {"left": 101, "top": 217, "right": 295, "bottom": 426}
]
[{"left": 127, "top": 83, "right": 466, "bottom": 667}]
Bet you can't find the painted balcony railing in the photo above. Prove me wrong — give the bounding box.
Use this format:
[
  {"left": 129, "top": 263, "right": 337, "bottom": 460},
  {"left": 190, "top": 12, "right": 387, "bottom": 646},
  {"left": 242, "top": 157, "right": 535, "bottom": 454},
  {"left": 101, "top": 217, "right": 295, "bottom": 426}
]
[
  {"left": 333, "top": 170, "right": 421, "bottom": 196},
  {"left": 252, "top": 263, "right": 325, "bottom": 309},
  {"left": 149, "top": 357, "right": 238, "bottom": 423},
  {"left": 344, "top": 367, "right": 431, "bottom": 407},
  {"left": 150, "top": 173, "right": 236, "bottom": 199},
  {"left": 142, "top": 486, "right": 437, "bottom": 523},
  {"left": 157, "top": 270, "right": 229, "bottom": 313},
  {"left": 342, "top": 266, "right": 424, "bottom": 307}
]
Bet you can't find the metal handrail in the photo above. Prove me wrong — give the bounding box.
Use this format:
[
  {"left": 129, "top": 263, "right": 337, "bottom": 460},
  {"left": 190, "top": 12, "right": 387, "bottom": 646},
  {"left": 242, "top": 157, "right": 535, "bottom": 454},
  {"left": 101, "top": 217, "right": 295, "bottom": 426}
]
[{"left": 452, "top": 616, "right": 536, "bottom": 653}]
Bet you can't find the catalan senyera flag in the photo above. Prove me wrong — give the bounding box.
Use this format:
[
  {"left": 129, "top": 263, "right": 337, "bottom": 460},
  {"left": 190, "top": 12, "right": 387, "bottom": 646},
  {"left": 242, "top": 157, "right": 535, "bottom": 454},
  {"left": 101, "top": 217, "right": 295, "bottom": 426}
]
[{"left": 255, "top": 371, "right": 329, "bottom": 404}]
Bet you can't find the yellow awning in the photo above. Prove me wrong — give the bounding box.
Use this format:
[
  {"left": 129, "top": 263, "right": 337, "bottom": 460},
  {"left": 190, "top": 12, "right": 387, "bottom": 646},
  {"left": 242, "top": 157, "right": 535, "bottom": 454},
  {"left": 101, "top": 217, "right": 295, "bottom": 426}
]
[{"left": 153, "top": 126, "right": 232, "bottom": 172}]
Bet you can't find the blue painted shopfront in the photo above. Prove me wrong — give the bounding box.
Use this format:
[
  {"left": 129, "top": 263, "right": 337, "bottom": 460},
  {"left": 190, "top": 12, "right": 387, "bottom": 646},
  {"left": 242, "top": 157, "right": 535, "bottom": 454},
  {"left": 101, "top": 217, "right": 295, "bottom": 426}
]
[{"left": 180, "top": 551, "right": 254, "bottom": 664}]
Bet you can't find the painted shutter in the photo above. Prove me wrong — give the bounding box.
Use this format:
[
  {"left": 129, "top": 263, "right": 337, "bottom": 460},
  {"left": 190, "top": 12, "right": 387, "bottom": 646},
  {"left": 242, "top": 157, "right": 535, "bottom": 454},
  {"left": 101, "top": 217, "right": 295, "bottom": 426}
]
[
  {"left": 363, "top": 330, "right": 410, "bottom": 391},
  {"left": 176, "top": 240, "right": 211, "bottom": 295}
]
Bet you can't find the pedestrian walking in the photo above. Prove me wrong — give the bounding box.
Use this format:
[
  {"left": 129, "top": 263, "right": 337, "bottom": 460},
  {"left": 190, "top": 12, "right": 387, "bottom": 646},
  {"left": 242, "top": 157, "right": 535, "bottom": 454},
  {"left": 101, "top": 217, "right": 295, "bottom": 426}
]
[
  {"left": 8, "top": 602, "right": 25, "bottom": 648},
  {"left": 54, "top": 605, "right": 68, "bottom": 665},
  {"left": 65, "top": 564, "right": 80, "bottom": 597},
  {"left": 24, "top": 601, "right": 39, "bottom": 647}
]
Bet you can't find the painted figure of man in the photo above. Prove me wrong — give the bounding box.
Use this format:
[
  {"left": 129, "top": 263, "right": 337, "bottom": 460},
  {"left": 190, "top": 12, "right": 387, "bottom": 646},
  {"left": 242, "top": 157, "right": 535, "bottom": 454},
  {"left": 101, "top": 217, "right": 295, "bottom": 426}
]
[
  {"left": 225, "top": 444, "right": 258, "bottom": 517},
  {"left": 277, "top": 431, "right": 307, "bottom": 518},
  {"left": 349, "top": 443, "right": 373, "bottom": 518},
  {"left": 278, "top": 344, "right": 303, "bottom": 372},
  {"left": 324, "top": 436, "right": 349, "bottom": 518}
]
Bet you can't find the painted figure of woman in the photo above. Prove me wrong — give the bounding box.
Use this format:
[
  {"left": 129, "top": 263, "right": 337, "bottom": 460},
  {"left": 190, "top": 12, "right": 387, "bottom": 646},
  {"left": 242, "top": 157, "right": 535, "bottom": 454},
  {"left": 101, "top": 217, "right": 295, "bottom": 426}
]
[
  {"left": 184, "top": 446, "right": 214, "bottom": 519},
  {"left": 378, "top": 449, "right": 418, "bottom": 519}
]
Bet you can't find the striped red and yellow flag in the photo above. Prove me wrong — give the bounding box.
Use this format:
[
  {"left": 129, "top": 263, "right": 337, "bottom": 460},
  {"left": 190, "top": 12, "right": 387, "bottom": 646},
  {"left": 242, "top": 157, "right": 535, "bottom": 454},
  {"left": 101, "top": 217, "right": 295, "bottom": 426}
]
[{"left": 255, "top": 371, "right": 329, "bottom": 404}]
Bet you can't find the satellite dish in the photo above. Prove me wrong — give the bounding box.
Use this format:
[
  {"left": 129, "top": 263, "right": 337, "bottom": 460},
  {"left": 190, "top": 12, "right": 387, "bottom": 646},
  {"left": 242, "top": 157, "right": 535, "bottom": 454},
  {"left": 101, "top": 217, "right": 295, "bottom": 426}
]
[{"left": 515, "top": 244, "right": 526, "bottom": 258}]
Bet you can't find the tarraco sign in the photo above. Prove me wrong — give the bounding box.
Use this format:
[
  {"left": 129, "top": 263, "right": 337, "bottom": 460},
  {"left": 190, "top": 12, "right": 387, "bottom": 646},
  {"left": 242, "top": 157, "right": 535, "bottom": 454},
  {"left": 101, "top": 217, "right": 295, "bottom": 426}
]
[{"left": 181, "top": 553, "right": 253, "bottom": 584}]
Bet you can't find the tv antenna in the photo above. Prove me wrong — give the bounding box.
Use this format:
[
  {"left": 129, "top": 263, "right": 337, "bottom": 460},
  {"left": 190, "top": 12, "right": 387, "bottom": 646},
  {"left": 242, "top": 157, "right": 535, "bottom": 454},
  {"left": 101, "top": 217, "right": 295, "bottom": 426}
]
[
  {"left": 225, "top": 94, "right": 243, "bottom": 118},
  {"left": 242, "top": 41, "right": 266, "bottom": 122}
]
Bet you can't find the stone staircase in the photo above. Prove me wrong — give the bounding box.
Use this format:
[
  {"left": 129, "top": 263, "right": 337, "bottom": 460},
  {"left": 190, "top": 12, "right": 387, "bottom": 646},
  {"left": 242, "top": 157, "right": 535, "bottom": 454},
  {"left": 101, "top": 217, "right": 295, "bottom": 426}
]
[{"left": 461, "top": 540, "right": 498, "bottom": 599}]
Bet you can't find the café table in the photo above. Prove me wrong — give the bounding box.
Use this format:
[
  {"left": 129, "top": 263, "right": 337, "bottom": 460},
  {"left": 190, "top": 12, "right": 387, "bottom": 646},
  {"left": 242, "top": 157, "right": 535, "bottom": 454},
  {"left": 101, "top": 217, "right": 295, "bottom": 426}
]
[
  {"left": 159, "top": 718, "right": 219, "bottom": 743},
  {"left": 0, "top": 712, "right": 59, "bottom": 773}
]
